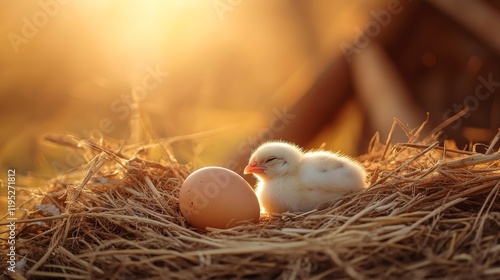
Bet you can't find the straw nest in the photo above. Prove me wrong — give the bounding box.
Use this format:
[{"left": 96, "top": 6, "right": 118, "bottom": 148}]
[{"left": 2, "top": 123, "right": 500, "bottom": 280}]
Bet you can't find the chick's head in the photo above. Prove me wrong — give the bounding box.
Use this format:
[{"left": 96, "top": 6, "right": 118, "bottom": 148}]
[{"left": 244, "top": 142, "right": 303, "bottom": 180}]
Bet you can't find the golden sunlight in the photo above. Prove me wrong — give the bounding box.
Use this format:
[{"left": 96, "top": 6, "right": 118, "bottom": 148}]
[
  {"left": 1, "top": 1, "right": 500, "bottom": 278},
  {"left": 1, "top": 0, "right": 372, "bottom": 177}
]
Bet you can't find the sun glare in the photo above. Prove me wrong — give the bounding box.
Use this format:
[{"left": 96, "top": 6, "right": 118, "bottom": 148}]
[{"left": 69, "top": 1, "right": 215, "bottom": 84}]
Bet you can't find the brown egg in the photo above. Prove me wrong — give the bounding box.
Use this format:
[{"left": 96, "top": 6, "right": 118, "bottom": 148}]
[{"left": 179, "top": 166, "right": 260, "bottom": 230}]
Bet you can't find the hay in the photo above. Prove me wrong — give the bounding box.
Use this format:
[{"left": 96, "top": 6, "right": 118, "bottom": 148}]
[{"left": 2, "top": 125, "right": 500, "bottom": 280}]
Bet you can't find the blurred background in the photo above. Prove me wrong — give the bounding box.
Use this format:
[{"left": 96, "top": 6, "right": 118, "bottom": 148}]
[{"left": 0, "top": 0, "right": 499, "bottom": 182}]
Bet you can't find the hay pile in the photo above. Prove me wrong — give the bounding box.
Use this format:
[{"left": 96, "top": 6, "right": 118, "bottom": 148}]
[{"left": 2, "top": 126, "right": 500, "bottom": 279}]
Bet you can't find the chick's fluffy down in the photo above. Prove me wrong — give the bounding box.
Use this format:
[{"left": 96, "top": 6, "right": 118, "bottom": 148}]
[{"left": 245, "top": 142, "right": 367, "bottom": 213}]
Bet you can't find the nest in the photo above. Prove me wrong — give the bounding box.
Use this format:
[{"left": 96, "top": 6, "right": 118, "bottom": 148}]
[{"left": 2, "top": 123, "right": 500, "bottom": 280}]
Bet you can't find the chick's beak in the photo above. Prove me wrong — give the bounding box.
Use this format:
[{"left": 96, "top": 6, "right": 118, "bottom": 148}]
[{"left": 244, "top": 161, "right": 267, "bottom": 174}]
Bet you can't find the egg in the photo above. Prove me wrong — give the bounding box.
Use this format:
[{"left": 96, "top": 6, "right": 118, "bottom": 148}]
[{"left": 179, "top": 166, "right": 260, "bottom": 230}]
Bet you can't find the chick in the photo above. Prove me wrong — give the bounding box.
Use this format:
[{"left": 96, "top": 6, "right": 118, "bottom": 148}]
[{"left": 244, "top": 141, "right": 367, "bottom": 213}]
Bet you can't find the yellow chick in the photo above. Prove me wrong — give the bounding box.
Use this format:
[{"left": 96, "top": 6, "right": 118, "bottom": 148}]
[{"left": 244, "top": 141, "right": 367, "bottom": 213}]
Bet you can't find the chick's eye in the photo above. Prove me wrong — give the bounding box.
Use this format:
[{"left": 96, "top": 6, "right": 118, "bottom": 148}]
[{"left": 265, "top": 157, "right": 278, "bottom": 163}]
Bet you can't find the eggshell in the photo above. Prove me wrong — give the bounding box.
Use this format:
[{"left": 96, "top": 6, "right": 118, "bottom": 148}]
[{"left": 179, "top": 166, "right": 260, "bottom": 230}]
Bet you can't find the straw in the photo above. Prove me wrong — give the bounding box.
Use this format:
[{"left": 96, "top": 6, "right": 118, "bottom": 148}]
[{"left": 1, "top": 121, "right": 499, "bottom": 279}]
